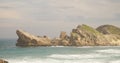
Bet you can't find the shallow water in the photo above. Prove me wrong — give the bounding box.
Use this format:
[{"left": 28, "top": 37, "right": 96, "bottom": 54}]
[{"left": 0, "top": 39, "right": 120, "bottom": 63}]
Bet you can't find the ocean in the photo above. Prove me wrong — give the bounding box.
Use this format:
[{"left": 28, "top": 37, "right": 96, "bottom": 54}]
[{"left": 0, "top": 39, "right": 120, "bottom": 63}]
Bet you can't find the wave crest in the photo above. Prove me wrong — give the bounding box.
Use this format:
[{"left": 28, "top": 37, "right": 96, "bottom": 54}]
[{"left": 48, "top": 54, "right": 106, "bottom": 59}]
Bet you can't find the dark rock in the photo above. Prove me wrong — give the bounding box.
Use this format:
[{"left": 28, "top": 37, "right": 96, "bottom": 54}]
[{"left": 0, "top": 59, "right": 8, "bottom": 63}]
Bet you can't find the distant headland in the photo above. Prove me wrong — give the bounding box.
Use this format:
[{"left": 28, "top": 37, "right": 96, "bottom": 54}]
[{"left": 16, "top": 24, "right": 120, "bottom": 46}]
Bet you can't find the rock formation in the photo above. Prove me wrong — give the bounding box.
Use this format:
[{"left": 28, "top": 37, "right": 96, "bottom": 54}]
[
  {"left": 0, "top": 59, "right": 8, "bottom": 63},
  {"left": 96, "top": 25, "right": 120, "bottom": 35},
  {"left": 97, "top": 25, "right": 120, "bottom": 45},
  {"left": 69, "top": 24, "right": 110, "bottom": 46},
  {"left": 16, "top": 29, "right": 51, "bottom": 46},
  {"left": 51, "top": 38, "right": 70, "bottom": 46},
  {"left": 60, "top": 32, "right": 68, "bottom": 40},
  {"left": 16, "top": 24, "right": 120, "bottom": 46},
  {"left": 51, "top": 31, "right": 70, "bottom": 46}
]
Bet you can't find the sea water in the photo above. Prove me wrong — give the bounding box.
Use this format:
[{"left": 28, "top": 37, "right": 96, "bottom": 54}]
[{"left": 0, "top": 39, "right": 120, "bottom": 63}]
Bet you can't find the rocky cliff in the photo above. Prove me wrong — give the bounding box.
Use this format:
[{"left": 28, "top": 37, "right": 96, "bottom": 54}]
[
  {"left": 69, "top": 24, "right": 110, "bottom": 46},
  {"left": 16, "top": 24, "right": 120, "bottom": 46},
  {"left": 16, "top": 29, "right": 51, "bottom": 46},
  {"left": 97, "top": 25, "right": 120, "bottom": 45}
]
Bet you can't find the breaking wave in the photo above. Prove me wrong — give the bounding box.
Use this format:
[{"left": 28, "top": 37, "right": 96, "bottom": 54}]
[
  {"left": 47, "top": 53, "right": 108, "bottom": 59},
  {"left": 96, "top": 49, "right": 120, "bottom": 54},
  {"left": 6, "top": 56, "right": 120, "bottom": 63}
]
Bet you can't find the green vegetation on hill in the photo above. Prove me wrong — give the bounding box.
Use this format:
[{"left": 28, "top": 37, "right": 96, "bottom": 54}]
[
  {"left": 97, "top": 25, "right": 120, "bottom": 35},
  {"left": 77, "top": 24, "right": 102, "bottom": 35}
]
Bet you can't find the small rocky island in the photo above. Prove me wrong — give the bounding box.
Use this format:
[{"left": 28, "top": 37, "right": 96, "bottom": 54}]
[{"left": 16, "top": 24, "right": 120, "bottom": 46}]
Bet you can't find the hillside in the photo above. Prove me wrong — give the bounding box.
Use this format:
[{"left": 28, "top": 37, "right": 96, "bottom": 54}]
[{"left": 96, "top": 25, "right": 120, "bottom": 35}]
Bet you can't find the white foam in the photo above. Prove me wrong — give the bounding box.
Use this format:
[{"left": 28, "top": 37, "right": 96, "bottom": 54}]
[
  {"left": 7, "top": 58, "right": 104, "bottom": 63},
  {"left": 77, "top": 46, "right": 94, "bottom": 48},
  {"left": 110, "top": 60, "right": 120, "bottom": 63},
  {"left": 48, "top": 54, "right": 106, "bottom": 59},
  {"left": 8, "top": 58, "right": 59, "bottom": 63},
  {"left": 51, "top": 46, "right": 65, "bottom": 47},
  {"left": 96, "top": 49, "right": 120, "bottom": 54},
  {"left": 5, "top": 48, "right": 120, "bottom": 63}
]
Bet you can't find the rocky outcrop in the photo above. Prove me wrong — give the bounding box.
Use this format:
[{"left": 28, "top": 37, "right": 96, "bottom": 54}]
[
  {"left": 16, "top": 24, "right": 120, "bottom": 46},
  {"left": 51, "top": 38, "right": 69, "bottom": 46},
  {"left": 0, "top": 59, "right": 8, "bottom": 63},
  {"left": 69, "top": 24, "right": 110, "bottom": 46},
  {"left": 97, "top": 25, "right": 120, "bottom": 45},
  {"left": 16, "top": 29, "right": 51, "bottom": 46},
  {"left": 104, "top": 34, "right": 120, "bottom": 45},
  {"left": 60, "top": 32, "right": 68, "bottom": 40},
  {"left": 51, "top": 31, "right": 70, "bottom": 46}
]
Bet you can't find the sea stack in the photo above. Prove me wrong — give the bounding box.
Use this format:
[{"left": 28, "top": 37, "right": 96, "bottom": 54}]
[
  {"left": 16, "top": 29, "right": 51, "bottom": 46},
  {"left": 0, "top": 59, "right": 8, "bottom": 63}
]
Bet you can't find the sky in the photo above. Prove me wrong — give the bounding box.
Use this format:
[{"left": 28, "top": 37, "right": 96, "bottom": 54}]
[{"left": 0, "top": 0, "right": 120, "bottom": 39}]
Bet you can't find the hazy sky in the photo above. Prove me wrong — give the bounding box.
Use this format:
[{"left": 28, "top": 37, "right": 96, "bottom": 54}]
[{"left": 0, "top": 0, "right": 120, "bottom": 39}]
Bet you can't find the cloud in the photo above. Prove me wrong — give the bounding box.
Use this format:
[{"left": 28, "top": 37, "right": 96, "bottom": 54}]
[
  {"left": 0, "top": 1, "right": 24, "bottom": 19},
  {"left": 0, "top": 0, "right": 120, "bottom": 20},
  {"left": 47, "top": 0, "right": 120, "bottom": 19},
  {"left": 0, "top": 9, "right": 21, "bottom": 19},
  {"left": 0, "top": 22, "right": 16, "bottom": 28},
  {"left": 12, "top": 0, "right": 120, "bottom": 22}
]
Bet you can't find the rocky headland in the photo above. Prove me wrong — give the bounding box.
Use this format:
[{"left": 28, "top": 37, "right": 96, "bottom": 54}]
[
  {"left": 16, "top": 29, "right": 51, "bottom": 46},
  {"left": 16, "top": 24, "right": 120, "bottom": 46},
  {"left": 96, "top": 25, "right": 120, "bottom": 45}
]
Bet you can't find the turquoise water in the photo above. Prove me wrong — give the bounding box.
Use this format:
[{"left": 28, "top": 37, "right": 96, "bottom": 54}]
[{"left": 0, "top": 39, "right": 120, "bottom": 63}]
